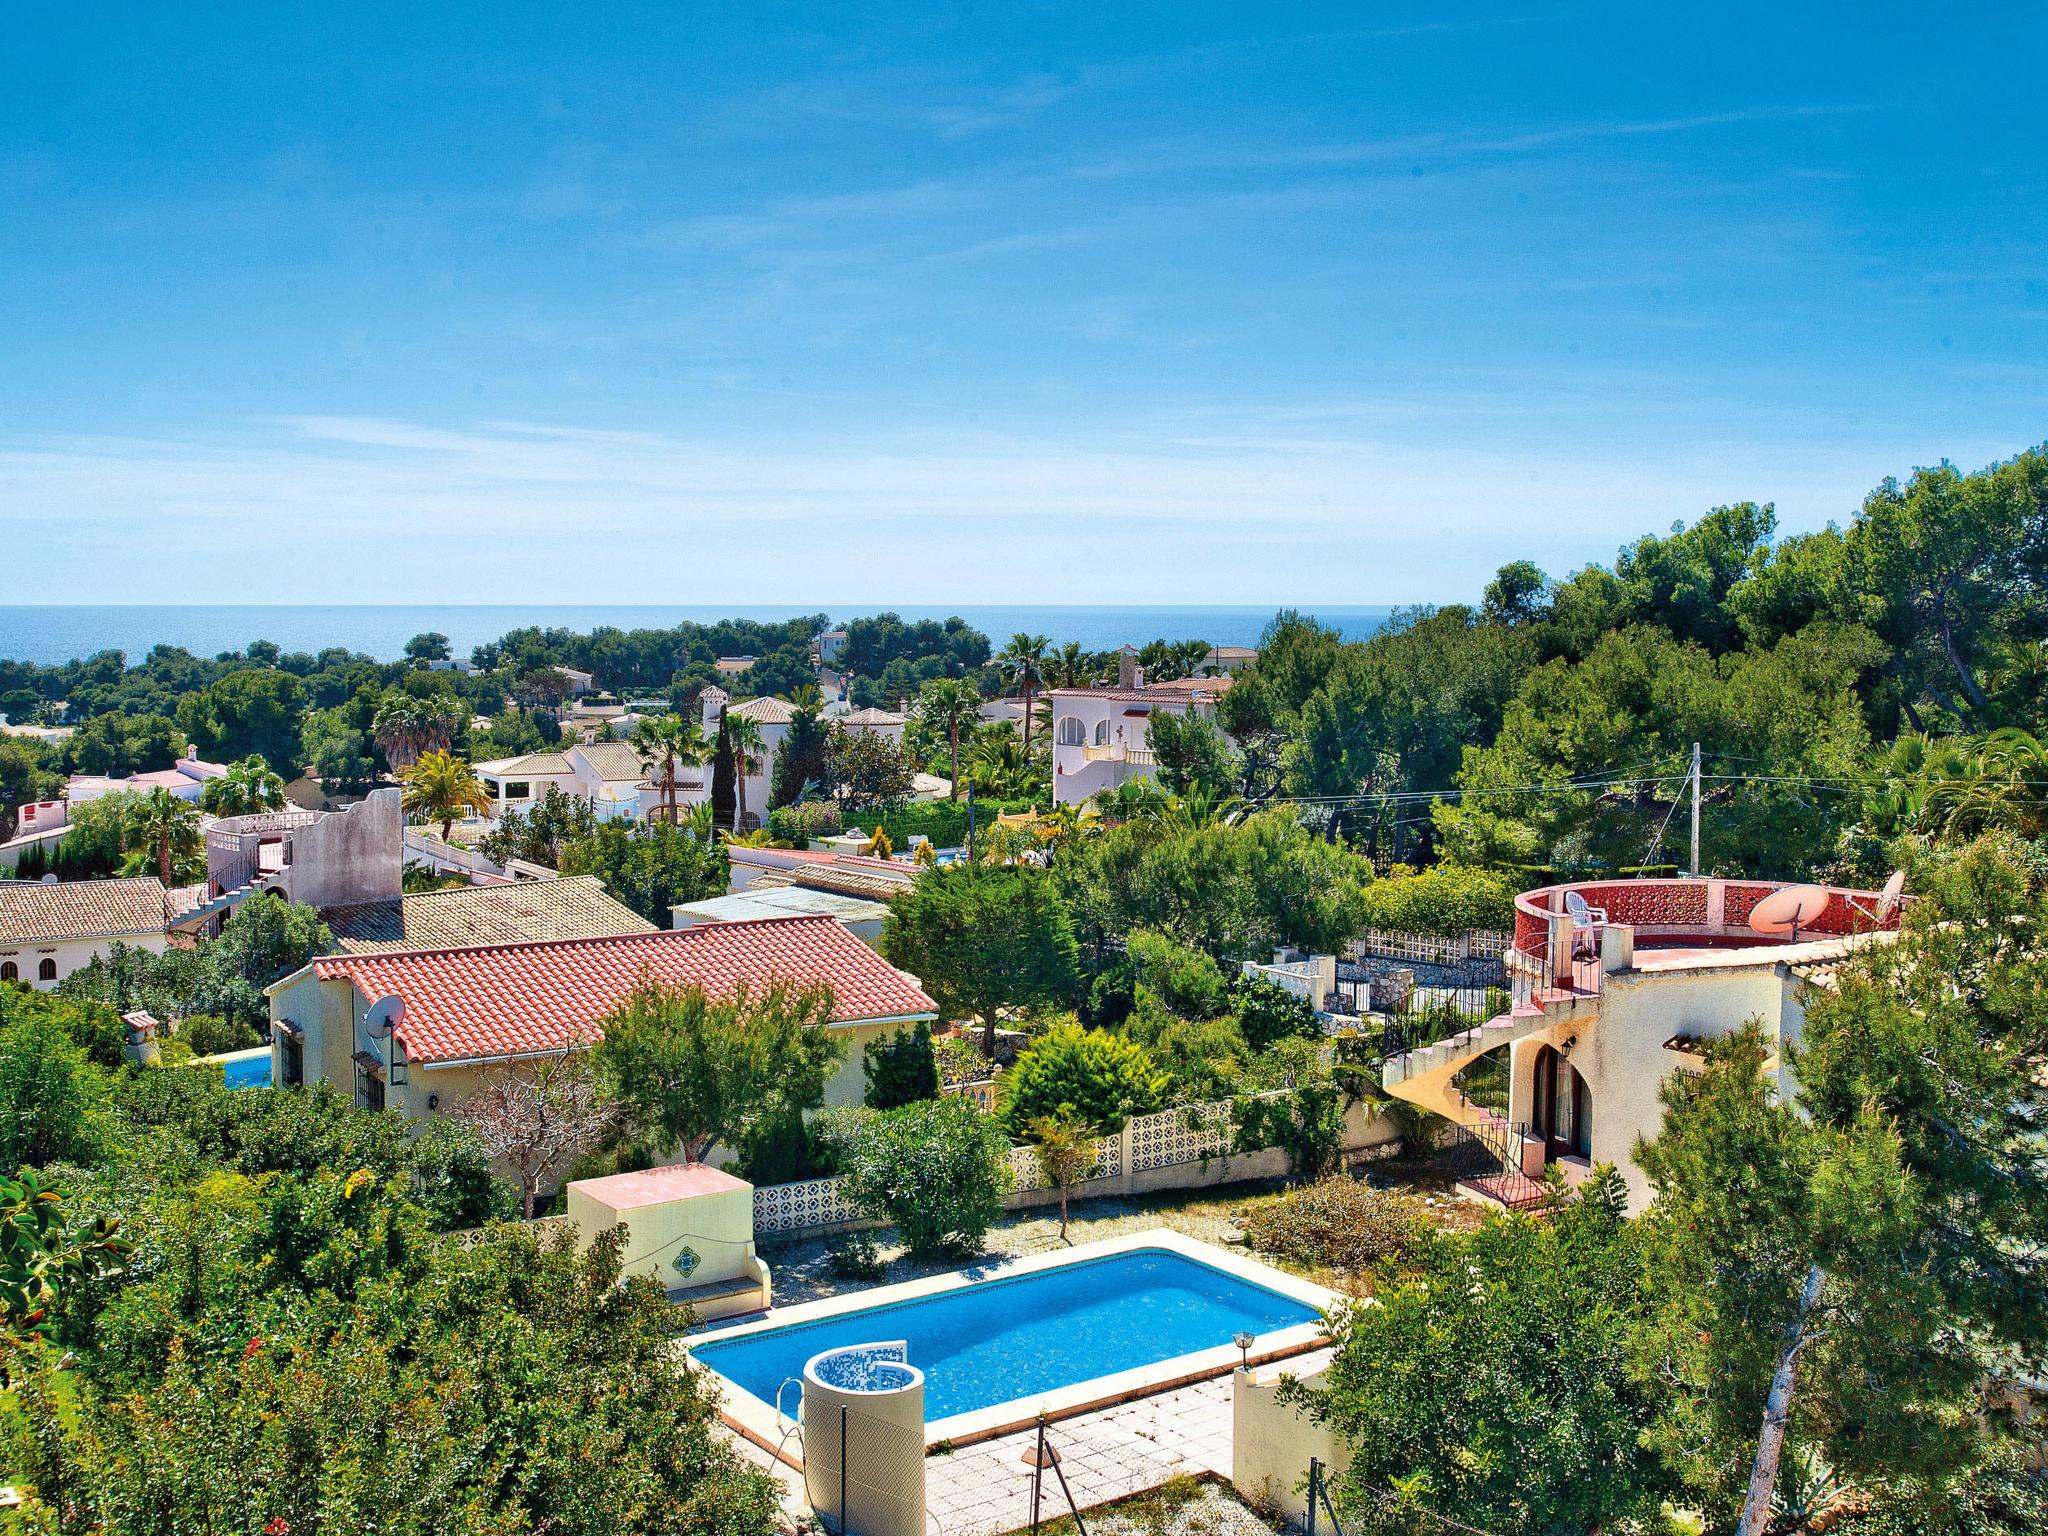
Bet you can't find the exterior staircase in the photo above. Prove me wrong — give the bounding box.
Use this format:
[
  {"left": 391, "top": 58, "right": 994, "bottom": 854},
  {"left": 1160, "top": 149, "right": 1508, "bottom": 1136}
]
[
  {"left": 169, "top": 868, "right": 287, "bottom": 931},
  {"left": 1382, "top": 982, "right": 1597, "bottom": 1207}
]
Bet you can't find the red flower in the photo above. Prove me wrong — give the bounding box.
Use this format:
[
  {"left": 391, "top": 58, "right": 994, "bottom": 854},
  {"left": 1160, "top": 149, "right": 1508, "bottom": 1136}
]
[
  {"left": 244, "top": 1336, "right": 265, "bottom": 1360},
  {"left": 264, "top": 1519, "right": 291, "bottom": 1535}
]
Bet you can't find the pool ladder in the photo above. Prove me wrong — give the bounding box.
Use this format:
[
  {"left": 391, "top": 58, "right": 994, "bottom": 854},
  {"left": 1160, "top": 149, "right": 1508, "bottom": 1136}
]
[{"left": 773, "top": 1376, "right": 805, "bottom": 1464}]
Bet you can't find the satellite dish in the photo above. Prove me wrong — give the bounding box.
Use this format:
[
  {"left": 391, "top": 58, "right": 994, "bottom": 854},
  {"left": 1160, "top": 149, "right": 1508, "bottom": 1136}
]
[
  {"left": 1749, "top": 884, "right": 1830, "bottom": 942},
  {"left": 1873, "top": 869, "right": 1906, "bottom": 926},
  {"left": 363, "top": 994, "right": 404, "bottom": 1042}
]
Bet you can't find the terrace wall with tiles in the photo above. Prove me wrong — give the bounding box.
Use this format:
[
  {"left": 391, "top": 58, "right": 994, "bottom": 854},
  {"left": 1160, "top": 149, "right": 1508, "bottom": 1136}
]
[{"left": 751, "top": 1094, "right": 1402, "bottom": 1239}]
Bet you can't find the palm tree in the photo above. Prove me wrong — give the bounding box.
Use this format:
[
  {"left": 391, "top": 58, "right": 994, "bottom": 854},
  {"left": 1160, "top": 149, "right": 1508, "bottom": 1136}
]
[
  {"left": 1092, "top": 776, "right": 1172, "bottom": 824},
  {"left": 997, "top": 633, "right": 1052, "bottom": 756},
  {"left": 124, "top": 788, "right": 203, "bottom": 886},
  {"left": 1034, "top": 801, "right": 1101, "bottom": 861},
  {"left": 915, "top": 677, "right": 981, "bottom": 800},
  {"left": 400, "top": 749, "right": 494, "bottom": 839},
  {"left": 630, "top": 714, "right": 710, "bottom": 826},
  {"left": 723, "top": 712, "right": 766, "bottom": 833},
  {"left": 1047, "top": 642, "right": 1094, "bottom": 689},
  {"left": 371, "top": 694, "right": 461, "bottom": 772},
  {"left": 200, "top": 755, "right": 286, "bottom": 818},
  {"left": 964, "top": 727, "right": 1034, "bottom": 799}
]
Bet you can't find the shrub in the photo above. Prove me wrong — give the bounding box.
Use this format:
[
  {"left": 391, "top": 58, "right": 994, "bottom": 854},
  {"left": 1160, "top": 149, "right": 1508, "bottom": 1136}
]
[
  {"left": 1124, "top": 929, "right": 1228, "bottom": 1020},
  {"left": 1242, "top": 1178, "right": 1427, "bottom": 1272},
  {"left": 829, "top": 1231, "right": 886, "bottom": 1281},
  {"left": 863, "top": 1021, "right": 940, "bottom": 1110},
  {"left": 1231, "top": 975, "right": 1322, "bottom": 1051},
  {"left": 765, "top": 801, "right": 842, "bottom": 846},
  {"left": 841, "top": 1097, "right": 1011, "bottom": 1259},
  {"left": 180, "top": 1013, "right": 261, "bottom": 1057},
  {"left": 1000, "top": 1021, "right": 1168, "bottom": 1136},
  {"left": 1355, "top": 864, "right": 1514, "bottom": 937}
]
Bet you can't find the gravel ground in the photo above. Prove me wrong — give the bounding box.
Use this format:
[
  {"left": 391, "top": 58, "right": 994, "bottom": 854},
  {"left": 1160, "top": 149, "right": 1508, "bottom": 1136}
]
[
  {"left": 1019, "top": 1476, "right": 1284, "bottom": 1536},
  {"left": 755, "top": 1157, "right": 1488, "bottom": 1307}
]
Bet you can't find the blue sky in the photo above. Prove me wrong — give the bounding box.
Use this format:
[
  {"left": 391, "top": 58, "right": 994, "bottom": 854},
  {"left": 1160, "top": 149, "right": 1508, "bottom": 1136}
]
[{"left": 2, "top": 3, "right": 2043, "bottom": 605}]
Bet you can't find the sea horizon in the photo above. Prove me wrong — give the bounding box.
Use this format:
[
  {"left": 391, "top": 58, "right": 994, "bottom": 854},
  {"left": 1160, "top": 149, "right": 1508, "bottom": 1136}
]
[{"left": 0, "top": 603, "right": 1400, "bottom": 669}]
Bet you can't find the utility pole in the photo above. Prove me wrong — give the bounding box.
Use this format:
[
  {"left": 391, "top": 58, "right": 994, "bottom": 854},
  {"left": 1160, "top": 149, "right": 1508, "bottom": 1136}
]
[{"left": 1689, "top": 740, "right": 1702, "bottom": 877}]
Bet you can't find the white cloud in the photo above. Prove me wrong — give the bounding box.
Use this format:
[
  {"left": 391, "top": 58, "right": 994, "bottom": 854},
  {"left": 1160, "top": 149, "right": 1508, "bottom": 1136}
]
[{"left": 0, "top": 412, "right": 1929, "bottom": 605}]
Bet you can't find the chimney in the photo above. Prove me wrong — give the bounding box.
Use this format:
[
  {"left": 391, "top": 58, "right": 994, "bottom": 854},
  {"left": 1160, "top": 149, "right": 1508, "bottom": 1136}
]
[{"left": 1117, "top": 646, "right": 1140, "bottom": 689}]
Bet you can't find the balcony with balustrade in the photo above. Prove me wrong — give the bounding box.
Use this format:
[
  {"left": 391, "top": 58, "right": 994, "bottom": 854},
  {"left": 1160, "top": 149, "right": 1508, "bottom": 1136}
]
[{"left": 1386, "top": 873, "right": 1908, "bottom": 1211}]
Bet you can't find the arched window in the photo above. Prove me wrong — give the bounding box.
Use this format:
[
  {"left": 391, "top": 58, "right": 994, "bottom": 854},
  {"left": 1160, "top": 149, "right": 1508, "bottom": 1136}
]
[
  {"left": 38, "top": 958, "right": 57, "bottom": 982},
  {"left": 0, "top": 961, "right": 15, "bottom": 982},
  {"left": 1056, "top": 716, "right": 1084, "bottom": 746},
  {"left": 1093, "top": 719, "right": 1111, "bottom": 746}
]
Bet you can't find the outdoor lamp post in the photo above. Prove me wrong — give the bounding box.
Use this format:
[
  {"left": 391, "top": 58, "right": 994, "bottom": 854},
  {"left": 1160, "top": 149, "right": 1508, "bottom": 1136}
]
[{"left": 1234, "top": 1331, "right": 1254, "bottom": 1369}]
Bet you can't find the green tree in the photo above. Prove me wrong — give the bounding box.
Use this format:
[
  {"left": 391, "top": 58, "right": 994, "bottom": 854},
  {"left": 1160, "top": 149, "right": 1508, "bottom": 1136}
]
[
  {"left": 722, "top": 710, "right": 766, "bottom": 831},
  {"left": 1147, "top": 708, "right": 1237, "bottom": 798},
  {"left": 0, "top": 1006, "right": 111, "bottom": 1171},
  {"left": 0, "top": 737, "right": 53, "bottom": 842},
  {"left": 199, "top": 754, "right": 286, "bottom": 817},
  {"left": 997, "top": 632, "right": 1052, "bottom": 756},
  {"left": 631, "top": 713, "right": 711, "bottom": 825},
  {"left": 862, "top": 1021, "right": 940, "bottom": 1110},
  {"left": 999, "top": 1021, "right": 1166, "bottom": 1135},
  {"left": 841, "top": 1097, "right": 1011, "bottom": 1259},
  {"left": 1637, "top": 836, "right": 2048, "bottom": 1531},
  {"left": 403, "top": 631, "right": 453, "bottom": 664},
  {"left": 121, "top": 787, "right": 204, "bottom": 885},
  {"left": 1026, "top": 1108, "right": 1096, "bottom": 1242},
  {"left": 593, "top": 977, "right": 845, "bottom": 1163},
  {"left": 1288, "top": 1173, "right": 1676, "bottom": 1534},
  {"left": 0, "top": 1170, "right": 125, "bottom": 1371},
  {"left": 769, "top": 689, "right": 830, "bottom": 809},
  {"left": 914, "top": 677, "right": 983, "bottom": 799},
  {"left": 398, "top": 748, "right": 493, "bottom": 838},
  {"left": 558, "top": 818, "right": 724, "bottom": 922},
  {"left": 881, "top": 864, "right": 1082, "bottom": 1053},
  {"left": 822, "top": 724, "right": 918, "bottom": 813},
  {"left": 300, "top": 706, "right": 377, "bottom": 794},
  {"left": 176, "top": 667, "right": 307, "bottom": 770}
]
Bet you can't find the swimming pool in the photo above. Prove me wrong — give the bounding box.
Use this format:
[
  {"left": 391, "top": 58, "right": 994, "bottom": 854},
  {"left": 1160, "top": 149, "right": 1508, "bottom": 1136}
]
[{"left": 692, "top": 1243, "right": 1321, "bottom": 1424}]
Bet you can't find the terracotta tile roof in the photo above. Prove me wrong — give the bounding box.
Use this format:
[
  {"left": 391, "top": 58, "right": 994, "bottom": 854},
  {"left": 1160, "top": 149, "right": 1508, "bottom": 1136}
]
[
  {"left": 1047, "top": 685, "right": 1225, "bottom": 705},
  {"left": 324, "top": 875, "right": 656, "bottom": 954},
  {"left": 727, "top": 696, "right": 797, "bottom": 725},
  {"left": 307, "top": 915, "right": 936, "bottom": 1064},
  {"left": 0, "top": 877, "right": 170, "bottom": 944},
  {"left": 841, "top": 707, "right": 907, "bottom": 726},
  {"left": 573, "top": 741, "right": 651, "bottom": 783}
]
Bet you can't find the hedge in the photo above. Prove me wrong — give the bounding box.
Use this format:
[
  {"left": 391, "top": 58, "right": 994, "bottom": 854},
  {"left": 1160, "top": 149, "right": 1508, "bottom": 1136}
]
[{"left": 1355, "top": 864, "right": 1515, "bottom": 937}]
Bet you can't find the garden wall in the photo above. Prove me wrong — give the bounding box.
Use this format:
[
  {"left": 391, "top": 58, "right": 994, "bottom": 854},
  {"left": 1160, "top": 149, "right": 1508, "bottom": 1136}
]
[{"left": 750, "top": 1094, "right": 1403, "bottom": 1241}]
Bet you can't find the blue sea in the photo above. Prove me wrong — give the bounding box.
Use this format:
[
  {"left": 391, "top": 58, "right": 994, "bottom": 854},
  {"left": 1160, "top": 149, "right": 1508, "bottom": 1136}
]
[{"left": 0, "top": 604, "right": 1395, "bottom": 668}]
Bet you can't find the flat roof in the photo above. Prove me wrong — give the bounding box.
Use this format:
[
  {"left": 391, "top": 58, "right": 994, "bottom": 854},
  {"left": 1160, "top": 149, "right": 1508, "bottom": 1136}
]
[
  {"left": 674, "top": 886, "right": 890, "bottom": 925},
  {"left": 571, "top": 1162, "right": 751, "bottom": 1210}
]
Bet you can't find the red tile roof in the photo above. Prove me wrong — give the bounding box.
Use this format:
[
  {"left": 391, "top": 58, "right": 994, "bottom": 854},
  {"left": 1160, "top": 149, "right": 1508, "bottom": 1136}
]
[{"left": 308, "top": 915, "right": 936, "bottom": 1065}]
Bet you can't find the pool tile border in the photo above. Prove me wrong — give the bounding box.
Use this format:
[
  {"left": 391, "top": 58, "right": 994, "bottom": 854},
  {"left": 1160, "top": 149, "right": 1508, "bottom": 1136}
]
[{"left": 683, "top": 1228, "right": 1338, "bottom": 1462}]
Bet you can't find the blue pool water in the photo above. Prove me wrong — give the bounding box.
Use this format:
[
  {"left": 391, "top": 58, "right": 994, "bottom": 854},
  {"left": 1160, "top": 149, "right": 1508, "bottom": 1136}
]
[
  {"left": 692, "top": 1248, "right": 1319, "bottom": 1421},
  {"left": 220, "top": 1054, "right": 272, "bottom": 1089}
]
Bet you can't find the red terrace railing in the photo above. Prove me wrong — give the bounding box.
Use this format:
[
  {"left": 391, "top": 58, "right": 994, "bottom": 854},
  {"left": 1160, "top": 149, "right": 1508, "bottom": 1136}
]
[{"left": 1510, "top": 877, "right": 1905, "bottom": 982}]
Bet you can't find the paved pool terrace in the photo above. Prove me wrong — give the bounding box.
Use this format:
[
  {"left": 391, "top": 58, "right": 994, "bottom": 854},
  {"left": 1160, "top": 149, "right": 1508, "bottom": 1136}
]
[{"left": 684, "top": 1228, "right": 1337, "bottom": 1462}]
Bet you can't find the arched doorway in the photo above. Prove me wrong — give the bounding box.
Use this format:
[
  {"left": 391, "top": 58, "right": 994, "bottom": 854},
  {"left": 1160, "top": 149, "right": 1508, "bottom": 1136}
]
[{"left": 1531, "top": 1045, "right": 1591, "bottom": 1161}]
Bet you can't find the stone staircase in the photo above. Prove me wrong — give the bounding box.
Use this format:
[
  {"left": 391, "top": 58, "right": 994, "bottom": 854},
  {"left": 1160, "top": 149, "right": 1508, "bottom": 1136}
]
[{"left": 169, "top": 868, "right": 286, "bottom": 930}]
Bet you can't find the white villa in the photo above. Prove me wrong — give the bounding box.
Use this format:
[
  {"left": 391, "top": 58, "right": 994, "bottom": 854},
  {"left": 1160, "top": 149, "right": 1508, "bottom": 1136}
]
[
  {"left": 475, "top": 739, "right": 667, "bottom": 823},
  {"left": 1378, "top": 874, "right": 1906, "bottom": 1212},
  {"left": 476, "top": 691, "right": 914, "bottom": 830},
  {"left": 1050, "top": 652, "right": 1234, "bottom": 807}
]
